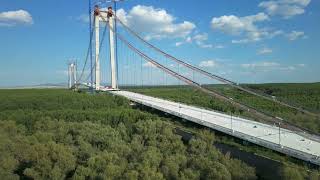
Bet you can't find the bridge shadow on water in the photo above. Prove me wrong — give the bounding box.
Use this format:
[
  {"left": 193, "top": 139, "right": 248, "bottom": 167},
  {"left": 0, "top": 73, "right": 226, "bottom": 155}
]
[{"left": 132, "top": 102, "right": 284, "bottom": 180}]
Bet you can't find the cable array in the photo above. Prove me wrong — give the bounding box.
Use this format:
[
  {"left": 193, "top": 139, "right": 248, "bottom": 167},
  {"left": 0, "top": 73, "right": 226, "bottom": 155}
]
[
  {"left": 99, "top": 14, "right": 320, "bottom": 137},
  {"left": 114, "top": 15, "right": 319, "bottom": 118}
]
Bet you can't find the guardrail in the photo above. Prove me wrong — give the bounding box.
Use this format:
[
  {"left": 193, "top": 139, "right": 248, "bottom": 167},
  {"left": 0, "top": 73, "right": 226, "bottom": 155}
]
[
  {"left": 123, "top": 91, "right": 320, "bottom": 143},
  {"left": 113, "top": 91, "right": 320, "bottom": 166}
]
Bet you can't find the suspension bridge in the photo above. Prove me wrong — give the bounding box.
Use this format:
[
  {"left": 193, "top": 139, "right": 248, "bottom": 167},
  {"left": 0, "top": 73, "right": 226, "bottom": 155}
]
[{"left": 68, "top": 1, "right": 320, "bottom": 166}]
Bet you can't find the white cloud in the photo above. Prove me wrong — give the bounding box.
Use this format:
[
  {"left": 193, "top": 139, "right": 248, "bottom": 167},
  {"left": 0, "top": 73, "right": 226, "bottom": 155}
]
[
  {"left": 143, "top": 62, "right": 156, "bottom": 68},
  {"left": 281, "top": 63, "right": 307, "bottom": 70},
  {"left": 279, "top": 66, "right": 296, "bottom": 71},
  {"left": 209, "top": 1, "right": 310, "bottom": 44},
  {"left": 0, "top": 10, "right": 33, "bottom": 27},
  {"left": 296, "top": 63, "right": 306, "bottom": 67},
  {"left": 241, "top": 61, "right": 302, "bottom": 72},
  {"left": 115, "top": 8, "right": 128, "bottom": 25},
  {"left": 169, "top": 64, "right": 176, "bottom": 68},
  {"left": 283, "top": 0, "right": 311, "bottom": 6},
  {"left": 193, "top": 33, "right": 208, "bottom": 42},
  {"left": 286, "top": 31, "right": 306, "bottom": 40},
  {"left": 259, "top": 0, "right": 311, "bottom": 19},
  {"left": 214, "top": 45, "right": 225, "bottom": 49},
  {"left": 117, "top": 5, "right": 196, "bottom": 40},
  {"left": 198, "top": 44, "right": 213, "bottom": 49},
  {"left": 193, "top": 33, "right": 213, "bottom": 48},
  {"left": 241, "top": 61, "right": 280, "bottom": 69},
  {"left": 211, "top": 13, "right": 269, "bottom": 35},
  {"left": 231, "top": 29, "right": 283, "bottom": 44},
  {"left": 199, "top": 60, "right": 218, "bottom": 68},
  {"left": 231, "top": 39, "right": 250, "bottom": 44},
  {"left": 175, "top": 33, "right": 224, "bottom": 49},
  {"left": 211, "top": 13, "right": 283, "bottom": 43},
  {"left": 258, "top": 47, "right": 273, "bottom": 54},
  {"left": 76, "top": 14, "right": 89, "bottom": 23},
  {"left": 175, "top": 41, "right": 184, "bottom": 47},
  {"left": 175, "top": 37, "right": 191, "bottom": 47},
  {"left": 185, "top": 36, "right": 192, "bottom": 43}
]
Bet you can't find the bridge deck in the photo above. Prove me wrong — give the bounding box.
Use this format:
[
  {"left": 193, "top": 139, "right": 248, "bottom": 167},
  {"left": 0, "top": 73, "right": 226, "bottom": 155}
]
[{"left": 111, "top": 90, "right": 320, "bottom": 165}]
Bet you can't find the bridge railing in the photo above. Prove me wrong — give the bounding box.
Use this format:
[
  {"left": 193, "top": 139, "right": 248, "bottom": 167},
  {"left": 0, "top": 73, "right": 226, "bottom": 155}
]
[
  {"left": 121, "top": 91, "right": 320, "bottom": 143},
  {"left": 117, "top": 91, "right": 320, "bottom": 165}
]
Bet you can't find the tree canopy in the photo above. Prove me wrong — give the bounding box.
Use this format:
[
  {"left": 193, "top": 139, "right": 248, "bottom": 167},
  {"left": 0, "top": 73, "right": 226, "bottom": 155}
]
[{"left": 0, "top": 89, "right": 257, "bottom": 179}]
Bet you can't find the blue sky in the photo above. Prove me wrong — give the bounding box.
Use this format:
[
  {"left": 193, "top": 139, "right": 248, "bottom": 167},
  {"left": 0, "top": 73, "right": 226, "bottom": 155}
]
[{"left": 0, "top": 0, "right": 319, "bottom": 87}]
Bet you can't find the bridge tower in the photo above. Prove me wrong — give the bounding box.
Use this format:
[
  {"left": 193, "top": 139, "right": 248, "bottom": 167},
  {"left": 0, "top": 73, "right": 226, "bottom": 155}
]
[
  {"left": 94, "top": 6, "right": 118, "bottom": 90},
  {"left": 94, "top": 10, "right": 101, "bottom": 90},
  {"left": 109, "top": 11, "right": 118, "bottom": 89},
  {"left": 68, "top": 62, "right": 77, "bottom": 89}
]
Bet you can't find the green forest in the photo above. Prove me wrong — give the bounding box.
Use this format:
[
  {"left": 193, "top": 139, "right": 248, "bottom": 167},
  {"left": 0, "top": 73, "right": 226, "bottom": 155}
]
[
  {"left": 128, "top": 83, "right": 320, "bottom": 134},
  {"left": 0, "top": 89, "right": 256, "bottom": 180},
  {"left": 0, "top": 86, "right": 319, "bottom": 180}
]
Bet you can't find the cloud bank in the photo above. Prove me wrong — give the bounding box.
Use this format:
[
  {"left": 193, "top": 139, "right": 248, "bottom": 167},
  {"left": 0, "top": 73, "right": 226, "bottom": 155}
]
[{"left": 0, "top": 10, "right": 33, "bottom": 27}]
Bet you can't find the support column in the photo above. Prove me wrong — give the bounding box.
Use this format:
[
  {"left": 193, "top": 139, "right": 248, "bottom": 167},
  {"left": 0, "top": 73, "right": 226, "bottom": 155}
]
[
  {"left": 95, "top": 15, "right": 100, "bottom": 90},
  {"left": 68, "top": 63, "right": 76, "bottom": 89},
  {"left": 72, "top": 63, "right": 77, "bottom": 87},
  {"left": 109, "top": 16, "right": 118, "bottom": 89},
  {"left": 68, "top": 65, "right": 72, "bottom": 89}
]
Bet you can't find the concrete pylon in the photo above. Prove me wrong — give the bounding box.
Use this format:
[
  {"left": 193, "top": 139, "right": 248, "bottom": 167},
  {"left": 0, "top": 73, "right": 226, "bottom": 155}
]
[
  {"left": 68, "top": 62, "right": 76, "bottom": 89},
  {"left": 94, "top": 8, "right": 118, "bottom": 91},
  {"left": 68, "top": 65, "right": 72, "bottom": 89},
  {"left": 95, "top": 15, "right": 100, "bottom": 90},
  {"left": 109, "top": 16, "right": 117, "bottom": 89},
  {"left": 73, "top": 63, "right": 77, "bottom": 86}
]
